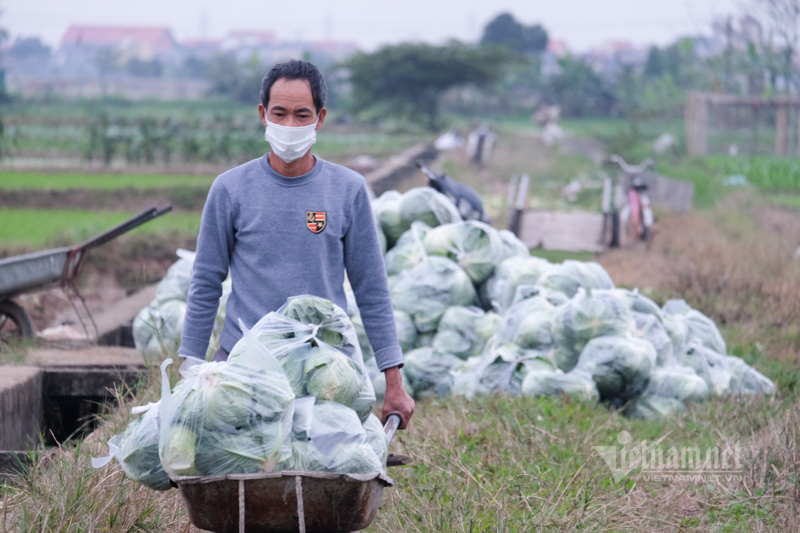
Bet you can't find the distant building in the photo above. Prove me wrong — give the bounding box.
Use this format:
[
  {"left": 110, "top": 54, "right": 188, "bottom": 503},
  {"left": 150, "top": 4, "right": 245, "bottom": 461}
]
[
  {"left": 582, "top": 40, "right": 647, "bottom": 77},
  {"left": 61, "top": 25, "right": 177, "bottom": 61}
]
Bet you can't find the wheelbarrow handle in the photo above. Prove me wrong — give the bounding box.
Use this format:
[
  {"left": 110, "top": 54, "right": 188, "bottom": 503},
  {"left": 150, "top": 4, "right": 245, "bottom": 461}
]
[{"left": 383, "top": 414, "right": 402, "bottom": 445}]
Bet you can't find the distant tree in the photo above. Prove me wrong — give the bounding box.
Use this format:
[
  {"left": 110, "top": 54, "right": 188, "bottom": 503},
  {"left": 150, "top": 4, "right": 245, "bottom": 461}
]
[
  {"left": 206, "top": 53, "right": 264, "bottom": 105},
  {"left": 345, "top": 41, "right": 512, "bottom": 130},
  {"left": 542, "top": 57, "right": 615, "bottom": 116},
  {"left": 643, "top": 46, "right": 665, "bottom": 78},
  {"left": 481, "top": 13, "right": 549, "bottom": 54},
  {"left": 9, "top": 37, "right": 50, "bottom": 62}
]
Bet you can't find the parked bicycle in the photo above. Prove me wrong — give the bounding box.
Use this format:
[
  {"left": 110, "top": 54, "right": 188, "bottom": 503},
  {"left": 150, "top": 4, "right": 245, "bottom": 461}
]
[{"left": 603, "top": 155, "right": 655, "bottom": 247}]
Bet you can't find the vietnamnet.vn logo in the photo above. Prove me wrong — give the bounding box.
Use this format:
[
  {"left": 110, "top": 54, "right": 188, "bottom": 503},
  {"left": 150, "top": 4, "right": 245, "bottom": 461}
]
[{"left": 593, "top": 430, "right": 744, "bottom": 484}]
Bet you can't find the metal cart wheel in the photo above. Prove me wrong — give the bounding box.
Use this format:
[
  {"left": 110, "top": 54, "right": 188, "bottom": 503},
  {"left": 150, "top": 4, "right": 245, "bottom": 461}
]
[{"left": 0, "top": 299, "right": 35, "bottom": 343}]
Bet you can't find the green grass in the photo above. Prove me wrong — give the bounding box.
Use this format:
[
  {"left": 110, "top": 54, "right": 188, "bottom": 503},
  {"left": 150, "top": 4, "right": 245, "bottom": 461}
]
[
  {"left": 0, "top": 209, "right": 201, "bottom": 246},
  {"left": 0, "top": 172, "right": 215, "bottom": 190},
  {"left": 705, "top": 154, "right": 800, "bottom": 191},
  {"left": 529, "top": 248, "right": 594, "bottom": 263}
]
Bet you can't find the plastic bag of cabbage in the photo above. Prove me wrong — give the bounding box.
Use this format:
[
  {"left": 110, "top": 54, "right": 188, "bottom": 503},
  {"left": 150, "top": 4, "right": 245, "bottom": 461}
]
[
  {"left": 91, "top": 401, "right": 170, "bottom": 491},
  {"left": 373, "top": 188, "right": 462, "bottom": 247},
  {"left": 133, "top": 249, "right": 231, "bottom": 361},
  {"left": 238, "top": 296, "right": 375, "bottom": 421}
]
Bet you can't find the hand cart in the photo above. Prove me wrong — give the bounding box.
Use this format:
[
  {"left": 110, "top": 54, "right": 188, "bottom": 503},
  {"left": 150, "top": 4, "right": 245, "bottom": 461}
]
[
  {"left": 171, "top": 414, "right": 410, "bottom": 533},
  {"left": 0, "top": 205, "right": 172, "bottom": 343}
]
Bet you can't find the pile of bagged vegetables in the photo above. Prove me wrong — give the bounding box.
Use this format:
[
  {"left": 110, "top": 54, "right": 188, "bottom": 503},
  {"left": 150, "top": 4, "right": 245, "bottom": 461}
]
[
  {"left": 100, "top": 296, "right": 388, "bottom": 490},
  {"left": 119, "top": 185, "right": 776, "bottom": 489},
  {"left": 355, "top": 187, "right": 775, "bottom": 421}
]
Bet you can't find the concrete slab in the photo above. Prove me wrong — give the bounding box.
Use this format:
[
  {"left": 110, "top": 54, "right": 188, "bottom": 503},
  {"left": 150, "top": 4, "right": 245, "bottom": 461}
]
[
  {"left": 26, "top": 346, "right": 146, "bottom": 368},
  {"left": 93, "top": 284, "right": 157, "bottom": 338},
  {"left": 0, "top": 366, "right": 43, "bottom": 450},
  {"left": 520, "top": 210, "right": 606, "bottom": 253}
]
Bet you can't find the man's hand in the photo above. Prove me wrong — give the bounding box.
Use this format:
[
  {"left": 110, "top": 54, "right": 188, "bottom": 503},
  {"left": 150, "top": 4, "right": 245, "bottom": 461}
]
[{"left": 381, "top": 366, "right": 414, "bottom": 430}]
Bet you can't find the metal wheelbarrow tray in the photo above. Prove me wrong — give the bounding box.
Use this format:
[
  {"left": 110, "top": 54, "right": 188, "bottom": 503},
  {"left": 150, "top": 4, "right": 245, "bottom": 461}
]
[
  {"left": 171, "top": 414, "right": 407, "bottom": 533},
  {"left": 173, "top": 470, "right": 393, "bottom": 533}
]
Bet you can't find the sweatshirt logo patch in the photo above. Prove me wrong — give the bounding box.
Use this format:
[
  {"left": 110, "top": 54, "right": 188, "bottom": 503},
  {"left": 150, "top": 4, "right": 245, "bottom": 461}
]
[{"left": 306, "top": 211, "right": 327, "bottom": 233}]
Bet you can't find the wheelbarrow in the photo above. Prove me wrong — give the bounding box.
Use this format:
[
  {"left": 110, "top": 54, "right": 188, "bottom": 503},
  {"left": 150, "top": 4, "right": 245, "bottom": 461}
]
[
  {"left": 0, "top": 205, "right": 172, "bottom": 343},
  {"left": 171, "top": 414, "right": 410, "bottom": 533}
]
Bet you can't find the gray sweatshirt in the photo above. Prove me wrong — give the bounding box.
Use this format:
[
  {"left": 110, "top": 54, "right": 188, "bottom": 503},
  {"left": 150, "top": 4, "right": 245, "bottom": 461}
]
[{"left": 179, "top": 154, "right": 403, "bottom": 371}]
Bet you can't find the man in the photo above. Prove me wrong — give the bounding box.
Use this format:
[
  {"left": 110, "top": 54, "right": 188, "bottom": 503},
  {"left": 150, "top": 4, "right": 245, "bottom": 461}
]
[{"left": 179, "top": 60, "right": 414, "bottom": 429}]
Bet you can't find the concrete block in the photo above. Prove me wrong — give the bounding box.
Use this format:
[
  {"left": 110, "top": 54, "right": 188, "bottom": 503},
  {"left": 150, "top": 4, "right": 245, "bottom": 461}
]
[{"left": 0, "top": 366, "right": 43, "bottom": 450}]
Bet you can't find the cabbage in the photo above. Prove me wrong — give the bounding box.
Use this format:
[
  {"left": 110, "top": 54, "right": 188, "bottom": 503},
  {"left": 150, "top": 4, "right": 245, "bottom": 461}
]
[
  {"left": 303, "top": 348, "right": 362, "bottom": 406},
  {"left": 132, "top": 300, "right": 186, "bottom": 360},
  {"left": 497, "top": 229, "right": 530, "bottom": 260},
  {"left": 113, "top": 403, "right": 170, "bottom": 490},
  {"left": 295, "top": 401, "right": 383, "bottom": 474},
  {"left": 363, "top": 414, "right": 389, "bottom": 466},
  {"left": 575, "top": 335, "right": 655, "bottom": 402},
  {"left": 414, "top": 331, "right": 435, "bottom": 349},
  {"left": 162, "top": 425, "right": 200, "bottom": 476},
  {"left": 398, "top": 187, "right": 461, "bottom": 235},
  {"left": 511, "top": 284, "right": 570, "bottom": 308},
  {"left": 394, "top": 310, "right": 418, "bottom": 353},
  {"left": 630, "top": 312, "right": 673, "bottom": 366},
  {"left": 432, "top": 306, "right": 496, "bottom": 360},
  {"left": 537, "top": 260, "right": 615, "bottom": 298},
  {"left": 520, "top": 369, "right": 599, "bottom": 402},
  {"left": 484, "top": 256, "right": 552, "bottom": 312},
  {"left": 679, "top": 343, "right": 732, "bottom": 396},
  {"left": 351, "top": 373, "right": 377, "bottom": 421},
  {"left": 452, "top": 343, "right": 557, "bottom": 398},
  {"left": 154, "top": 256, "right": 194, "bottom": 305},
  {"left": 496, "top": 296, "right": 555, "bottom": 350},
  {"left": 663, "top": 299, "right": 726, "bottom": 355},
  {"left": 390, "top": 256, "right": 477, "bottom": 332},
  {"left": 552, "top": 289, "right": 633, "bottom": 371},
  {"left": 194, "top": 423, "right": 285, "bottom": 476},
  {"left": 726, "top": 357, "right": 775, "bottom": 395},
  {"left": 403, "top": 347, "right": 464, "bottom": 396},
  {"left": 373, "top": 190, "right": 404, "bottom": 246},
  {"left": 423, "top": 221, "right": 502, "bottom": 284},
  {"left": 384, "top": 222, "right": 431, "bottom": 275},
  {"left": 646, "top": 366, "right": 708, "bottom": 402},
  {"left": 281, "top": 296, "right": 348, "bottom": 348}
]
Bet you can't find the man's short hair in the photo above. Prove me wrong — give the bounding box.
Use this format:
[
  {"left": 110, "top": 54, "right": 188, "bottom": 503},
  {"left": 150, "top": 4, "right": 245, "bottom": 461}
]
[{"left": 260, "top": 60, "right": 327, "bottom": 114}]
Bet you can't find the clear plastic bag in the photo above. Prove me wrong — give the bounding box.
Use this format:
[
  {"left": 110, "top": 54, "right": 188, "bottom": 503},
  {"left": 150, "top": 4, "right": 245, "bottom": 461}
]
[
  {"left": 402, "top": 347, "right": 464, "bottom": 397},
  {"left": 483, "top": 256, "right": 552, "bottom": 312},
  {"left": 154, "top": 249, "right": 195, "bottom": 305},
  {"left": 158, "top": 324, "right": 297, "bottom": 477},
  {"left": 663, "top": 299, "right": 726, "bottom": 355},
  {"left": 362, "top": 414, "right": 389, "bottom": 467},
  {"left": 432, "top": 306, "right": 499, "bottom": 360},
  {"left": 537, "top": 260, "right": 615, "bottom": 298},
  {"left": 133, "top": 300, "right": 187, "bottom": 360},
  {"left": 553, "top": 288, "right": 633, "bottom": 371},
  {"left": 285, "top": 399, "right": 383, "bottom": 474},
  {"left": 625, "top": 395, "right": 687, "bottom": 421},
  {"left": 390, "top": 256, "right": 477, "bottom": 332},
  {"left": 575, "top": 334, "right": 655, "bottom": 403},
  {"left": 423, "top": 221, "right": 504, "bottom": 284},
  {"left": 497, "top": 230, "right": 530, "bottom": 260},
  {"left": 92, "top": 401, "right": 170, "bottom": 491},
  {"left": 646, "top": 365, "right": 709, "bottom": 402},
  {"left": 374, "top": 188, "right": 462, "bottom": 248},
  {"left": 520, "top": 369, "right": 599, "bottom": 402},
  {"left": 230, "top": 296, "right": 369, "bottom": 413},
  {"left": 451, "top": 342, "right": 557, "bottom": 398},
  {"left": 384, "top": 222, "right": 431, "bottom": 276},
  {"left": 726, "top": 356, "right": 775, "bottom": 395},
  {"left": 630, "top": 312, "right": 673, "bottom": 366},
  {"left": 495, "top": 296, "right": 556, "bottom": 351},
  {"left": 679, "top": 342, "right": 731, "bottom": 396}
]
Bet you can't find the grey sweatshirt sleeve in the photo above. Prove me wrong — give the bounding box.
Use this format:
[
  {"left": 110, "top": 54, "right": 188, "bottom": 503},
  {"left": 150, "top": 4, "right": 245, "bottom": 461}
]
[
  {"left": 179, "top": 179, "right": 234, "bottom": 358},
  {"left": 344, "top": 183, "right": 404, "bottom": 371}
]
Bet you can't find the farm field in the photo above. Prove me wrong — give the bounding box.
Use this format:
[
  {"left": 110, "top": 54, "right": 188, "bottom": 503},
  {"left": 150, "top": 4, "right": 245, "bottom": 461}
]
[{"left": 2, "top": 112, "right": 800, "bottom": 531}]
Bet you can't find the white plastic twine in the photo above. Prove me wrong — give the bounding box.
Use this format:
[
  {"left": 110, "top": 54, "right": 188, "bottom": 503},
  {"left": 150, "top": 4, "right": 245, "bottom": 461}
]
[{"left": 310, "top": 323, "right": 321, "bottom": 339}]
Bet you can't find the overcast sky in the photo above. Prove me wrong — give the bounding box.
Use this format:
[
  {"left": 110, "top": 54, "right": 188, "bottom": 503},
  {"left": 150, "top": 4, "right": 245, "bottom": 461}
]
[{"left": 5, "top": 0, "right": 739, "bottom": 52}]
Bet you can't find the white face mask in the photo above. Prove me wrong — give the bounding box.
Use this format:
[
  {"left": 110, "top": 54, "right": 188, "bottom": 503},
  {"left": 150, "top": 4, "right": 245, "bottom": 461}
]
[{"left": 265, "top": 120, "right": 318, "bottom": 163}]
